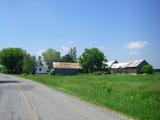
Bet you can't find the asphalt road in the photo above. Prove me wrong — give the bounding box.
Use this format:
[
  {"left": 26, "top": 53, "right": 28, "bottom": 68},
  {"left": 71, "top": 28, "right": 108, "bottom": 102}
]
[{"left": 0, "top": 74, "right": 132, "bottom": 120}]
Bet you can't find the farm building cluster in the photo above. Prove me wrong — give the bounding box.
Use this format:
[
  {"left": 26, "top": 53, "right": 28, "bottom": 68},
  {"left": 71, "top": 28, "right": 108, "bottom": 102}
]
[{"left": 35, "top": 60, "right": 149, "bottom": 75}]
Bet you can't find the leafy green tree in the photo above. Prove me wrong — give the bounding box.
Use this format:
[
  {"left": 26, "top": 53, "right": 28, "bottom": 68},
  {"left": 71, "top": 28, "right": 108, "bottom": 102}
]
[
  {"left": 0, "top": 48, "right": 26, "bottom": 73},
  {"left": 61, "top": 54, "right": 74, "bottom": 62},
  {"left": 68, "top": 47, "right": 77, "bottom": 62},
  {"left": 37, "top": 56, "right": 43, "bottom": 66},
  {"left": 141, "top": 64, "right": 154, "bottom": 74},
  {"left": 42, "top": 49, "right": 61, "bottom": 69},
  {"left": 23, "top": 54, "right": 37, "bottom": 74},
  {"left": 79, "top": 48, "right": 105, "bottom": 73}
]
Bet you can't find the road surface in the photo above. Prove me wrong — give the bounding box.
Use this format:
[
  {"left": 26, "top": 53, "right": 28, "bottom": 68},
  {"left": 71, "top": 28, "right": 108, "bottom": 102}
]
[{"left": 0, "top": 74, "right": 132, "bottom": 120}]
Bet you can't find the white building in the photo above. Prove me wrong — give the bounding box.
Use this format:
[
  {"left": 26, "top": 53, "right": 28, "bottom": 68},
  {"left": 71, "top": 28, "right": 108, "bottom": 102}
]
[{"left": 36, "top": 66, "right": 47, "bottom": 74}]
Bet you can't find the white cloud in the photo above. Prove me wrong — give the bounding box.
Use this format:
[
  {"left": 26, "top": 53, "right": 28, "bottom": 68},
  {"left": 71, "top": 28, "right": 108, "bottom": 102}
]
[
  {"left": 61, "top": 40, "right": 75, "bottom": 55},
  {"left": 126, "top": 41, "right": 148, "bottom": 50},
  {"left": 36, "top": 49, "right": 45, "bottom": 57},
  {"left": 62, "top": 45, "right": 69, "bottom": 53},
  {"left": 126, "top": 41, "right": 148, "bottom": 55}
]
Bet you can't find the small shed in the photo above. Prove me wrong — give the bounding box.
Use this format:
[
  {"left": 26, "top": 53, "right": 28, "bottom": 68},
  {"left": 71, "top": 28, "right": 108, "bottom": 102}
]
[
  {"left": 36, "top": 66, "right": 47, "bottom": 74},
  {"left": 52, "top": 62, "right": 81, "bottom": 75}
]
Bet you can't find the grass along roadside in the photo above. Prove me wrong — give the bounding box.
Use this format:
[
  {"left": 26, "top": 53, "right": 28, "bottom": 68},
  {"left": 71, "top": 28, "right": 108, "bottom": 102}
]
[{"left": 16, "top": 73, "right": 160, "bottom": 120}]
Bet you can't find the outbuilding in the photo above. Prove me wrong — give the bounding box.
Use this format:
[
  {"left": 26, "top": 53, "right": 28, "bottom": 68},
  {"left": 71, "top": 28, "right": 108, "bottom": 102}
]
[
  {"left": 36, "top": 66, "right": 47, "bottom": 74},
  {"left": 106, "top": 60, "right": 149, "bottom": 74},
  {"left": 51, "top": 62, "right": 81, "bottom": 75}
]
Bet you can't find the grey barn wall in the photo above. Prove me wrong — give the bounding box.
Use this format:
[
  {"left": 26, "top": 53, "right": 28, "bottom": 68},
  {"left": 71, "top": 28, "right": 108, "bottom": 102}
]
[
  {"left": 136, "top": 61, "right": 148, "bottom": 73},
  {"left": 54, "top": 69, "right": 80, "bottom": 75}
]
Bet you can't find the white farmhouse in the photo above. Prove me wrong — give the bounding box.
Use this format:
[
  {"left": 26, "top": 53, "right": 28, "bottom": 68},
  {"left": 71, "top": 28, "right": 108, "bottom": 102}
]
[{"left": 36, "top": 66, "right": 47, "bottom": 74}]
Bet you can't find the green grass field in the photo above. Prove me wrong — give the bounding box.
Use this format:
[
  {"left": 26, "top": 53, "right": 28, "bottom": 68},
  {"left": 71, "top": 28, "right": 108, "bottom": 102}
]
[{"left": 17, "top": 73, "right": 160, "bottom": 120}]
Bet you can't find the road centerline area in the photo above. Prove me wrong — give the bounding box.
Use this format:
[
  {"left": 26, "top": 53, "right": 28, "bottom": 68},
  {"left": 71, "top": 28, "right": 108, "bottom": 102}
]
[{"left": 16, "top": 85, "right": 38, "bottom": 120}]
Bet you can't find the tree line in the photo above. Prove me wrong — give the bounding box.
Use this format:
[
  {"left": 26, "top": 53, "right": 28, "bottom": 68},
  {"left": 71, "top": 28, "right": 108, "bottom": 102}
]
[{"left": 0, "top": 47, "right": 106, "bottom": 74}]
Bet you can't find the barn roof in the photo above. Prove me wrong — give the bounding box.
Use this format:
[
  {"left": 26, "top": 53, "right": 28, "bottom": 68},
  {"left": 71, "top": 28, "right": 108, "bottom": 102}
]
[
  {"left": 104, "top": 60, "right": 118, "bottom": 68},
  {"left": 111, "top": 62, "right": 128, "bottom": 69},
  {"left": 126, "top": 60, "right": 145, "bottom": 68},
  {"left": 111, "top": 60, "right": 146, "bottom": 69},
  {"left": 53, "top": 62, "right": 81, "bottom": 69}
]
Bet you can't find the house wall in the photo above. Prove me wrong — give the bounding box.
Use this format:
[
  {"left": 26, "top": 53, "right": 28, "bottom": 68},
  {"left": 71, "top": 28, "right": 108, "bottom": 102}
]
[{"left": 36, "top": 67, "right": 47, "bottom": 74}]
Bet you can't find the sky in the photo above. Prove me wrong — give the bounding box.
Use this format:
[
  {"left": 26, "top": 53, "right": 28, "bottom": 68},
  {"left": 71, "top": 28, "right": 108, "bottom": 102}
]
[{"left": 0, "top": 0, "right": 160, "bottom": 68}]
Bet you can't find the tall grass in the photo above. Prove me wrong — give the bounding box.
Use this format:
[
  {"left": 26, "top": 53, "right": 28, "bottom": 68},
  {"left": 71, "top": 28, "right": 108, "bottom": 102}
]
[{"left": 18, "top": 73, "right": 160, "bottom": 120}]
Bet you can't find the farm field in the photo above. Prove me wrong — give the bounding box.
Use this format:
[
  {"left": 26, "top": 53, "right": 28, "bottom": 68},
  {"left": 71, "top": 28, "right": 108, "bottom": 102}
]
[{"left": 17, "top": 73, "right": 160, "bottom": 120}]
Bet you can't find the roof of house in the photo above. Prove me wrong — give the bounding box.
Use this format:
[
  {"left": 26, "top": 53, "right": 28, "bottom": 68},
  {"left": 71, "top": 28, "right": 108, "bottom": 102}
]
[
  {"left": 111, "top": 60, "right": 146, "bottom": 69},
  {"left": 53, "top": 62, "right": 81, "bottom": 69}
]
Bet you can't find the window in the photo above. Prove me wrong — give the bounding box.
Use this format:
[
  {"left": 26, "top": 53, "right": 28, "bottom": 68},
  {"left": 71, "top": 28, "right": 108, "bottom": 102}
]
[{"left": 39, "top": 68, "right": 42, "bottom": 71}]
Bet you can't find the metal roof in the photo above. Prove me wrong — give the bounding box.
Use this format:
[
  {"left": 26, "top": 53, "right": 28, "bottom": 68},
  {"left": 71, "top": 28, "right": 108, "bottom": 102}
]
[
  {"left": 111, "top": 62, "right": 128, "bottom": 69},
  {"left": 125, "top": 60, "right": 145, "bottom": 68},
  {"left": 53, "top": 62, "right": 81, "bottom": 69},
  {"left": 104, "top": 60, "right": 118, "bottom": 68},
  {"left": 111, "top": 60, "right": 146, "bottom": 69}
]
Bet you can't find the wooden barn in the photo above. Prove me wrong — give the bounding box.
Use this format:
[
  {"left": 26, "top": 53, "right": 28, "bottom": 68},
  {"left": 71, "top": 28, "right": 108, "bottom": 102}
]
[
  {"left": 106, "top": 60, "right": 148, "bottom": 74},
  {"left": 51, "top": 62, "right": 81, "bottom": 75}
]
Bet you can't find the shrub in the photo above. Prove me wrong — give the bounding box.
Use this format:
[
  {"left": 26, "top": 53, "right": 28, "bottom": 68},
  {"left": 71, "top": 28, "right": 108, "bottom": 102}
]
[
  {"left": 104, "top": 69, "right": 111, "bottom": 74},
  {"left": 93, "top": 70, "right": 111, "bottom": 75},
  {"left": 102, "top": 82, "right": 112, "bottom": 93},
  {"left": 22, "top": 73, "right": 28, "bottom": 77},
  {"left": 141, "top": 64, "right": 154, "bottom": 74},
  {"left": 93, "top": 71, "right": 103, "bottom": 75},
  {"left": 0, "top": 65, "right": 8, "bottom": 73}
]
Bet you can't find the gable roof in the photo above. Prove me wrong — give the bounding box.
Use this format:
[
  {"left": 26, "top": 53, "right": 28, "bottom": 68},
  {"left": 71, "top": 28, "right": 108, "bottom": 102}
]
[
  {"left": 125, "top": 60, "right": 146, "bottom": 68},
  {"left": 53, "top": 62, "right": 81, "bottom": 69},
  {"left": 111, "top": 62, "right": 128, "bottom": 69},
  {"left": 104, "top": 60, "right": 118, "bottom": 68},
  {"left": 111, "top": 60, "right": 147, "bottom": 69}
]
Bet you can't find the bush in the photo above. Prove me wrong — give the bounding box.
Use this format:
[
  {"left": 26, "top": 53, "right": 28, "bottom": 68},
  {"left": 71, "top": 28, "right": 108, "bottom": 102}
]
[
  {"left": 104, "top": 69, "right": 111, "bottom": 74},
  {"left": 22, "top": 73, "right": 28, "bottom": 77},
  {"left": 141, "top": 64, "right": 154, "bottom": 74},
  {"left": 93, "top": 70, "right": 111, "bottom": 75},
  {"left": 93, "top": 71, "right": 103, "bottom": 75},
  {"left": 101, "top": 82, "right": 112, "bottom": 93},
  {"left": 0, "top": 65, "right": 8, "bottom": 73}
]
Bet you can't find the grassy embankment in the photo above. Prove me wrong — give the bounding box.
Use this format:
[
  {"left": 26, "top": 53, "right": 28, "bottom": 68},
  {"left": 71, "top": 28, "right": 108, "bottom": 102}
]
[{"left": 17, "top": 73, "right": 160, "bottom": 120}]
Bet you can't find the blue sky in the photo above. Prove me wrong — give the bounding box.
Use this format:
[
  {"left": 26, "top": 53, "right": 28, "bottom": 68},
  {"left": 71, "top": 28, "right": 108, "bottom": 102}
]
[{"left": 0, "top": 0, "right": 160, "bottom": 68}]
